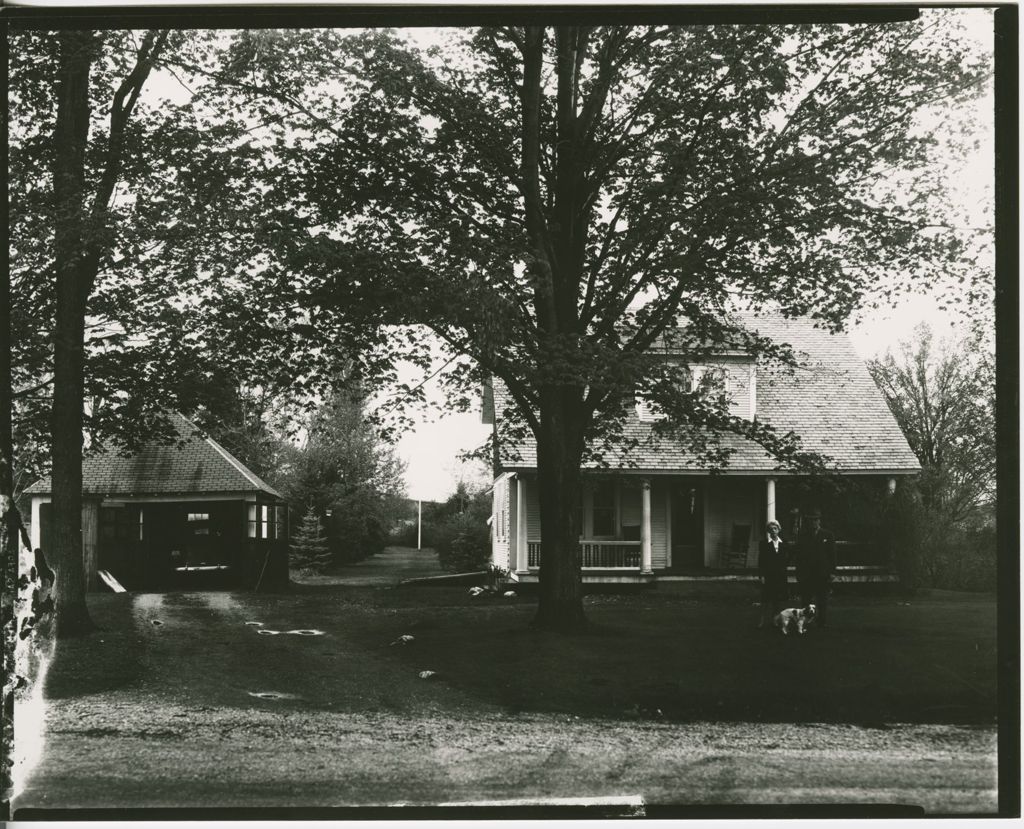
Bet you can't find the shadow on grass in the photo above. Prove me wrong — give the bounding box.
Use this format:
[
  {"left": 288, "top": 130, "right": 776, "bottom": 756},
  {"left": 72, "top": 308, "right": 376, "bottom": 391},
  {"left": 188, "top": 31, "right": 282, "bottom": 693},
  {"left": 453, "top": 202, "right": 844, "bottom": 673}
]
[
  {"left": 43, "top": 595, "right": 146, "bottom": 698},
  {"left": 370, "top": 585, "right": 998, "bottom": 726}
]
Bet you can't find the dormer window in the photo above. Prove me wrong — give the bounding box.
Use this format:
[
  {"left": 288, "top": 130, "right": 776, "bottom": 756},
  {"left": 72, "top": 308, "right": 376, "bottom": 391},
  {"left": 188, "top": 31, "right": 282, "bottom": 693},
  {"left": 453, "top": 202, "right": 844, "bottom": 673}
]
[
  {"left": 637, "top": 361, "right": 756, "bottom": 422},
  {"left": 687, "top": 365, "right": 729, "bottom": 395}
]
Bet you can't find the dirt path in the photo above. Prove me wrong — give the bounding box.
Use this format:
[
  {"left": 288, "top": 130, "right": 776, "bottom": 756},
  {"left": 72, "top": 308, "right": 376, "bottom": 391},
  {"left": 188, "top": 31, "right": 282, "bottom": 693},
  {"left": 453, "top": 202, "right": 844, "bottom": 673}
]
[{"left": 291, "top": 545, "right": 446, "bottom": 587}]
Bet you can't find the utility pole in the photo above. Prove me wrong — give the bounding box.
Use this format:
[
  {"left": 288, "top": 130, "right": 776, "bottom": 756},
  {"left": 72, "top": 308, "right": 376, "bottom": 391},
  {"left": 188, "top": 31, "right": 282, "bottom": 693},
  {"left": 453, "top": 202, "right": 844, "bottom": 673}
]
[{"left": 417, "top": 499, "right": 422, "bottom": 551}]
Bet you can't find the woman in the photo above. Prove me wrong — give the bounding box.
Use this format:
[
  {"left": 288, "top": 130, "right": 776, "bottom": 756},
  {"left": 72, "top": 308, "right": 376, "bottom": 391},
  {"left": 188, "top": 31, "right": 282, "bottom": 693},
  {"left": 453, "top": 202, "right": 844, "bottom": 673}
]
[{"left": 757, "top": 519, "right": 788, "bottom": 629}]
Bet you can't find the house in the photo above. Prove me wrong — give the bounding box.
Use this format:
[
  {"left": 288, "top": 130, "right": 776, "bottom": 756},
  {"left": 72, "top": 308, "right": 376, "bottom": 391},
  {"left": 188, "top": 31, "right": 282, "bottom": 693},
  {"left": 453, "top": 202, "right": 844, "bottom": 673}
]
[
  {"left": 484, "top": 311, "right": 920, "bottom": 583},
  {"left": 25, "top": 412, "right": 289, "bottom": 592}
]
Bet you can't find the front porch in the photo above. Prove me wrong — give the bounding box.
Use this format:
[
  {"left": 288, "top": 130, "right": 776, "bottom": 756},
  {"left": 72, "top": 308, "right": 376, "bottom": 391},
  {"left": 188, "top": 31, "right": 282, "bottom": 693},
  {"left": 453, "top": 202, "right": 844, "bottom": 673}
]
[{"left": 497, "top": 471, "right": 904, "bottom": 583}]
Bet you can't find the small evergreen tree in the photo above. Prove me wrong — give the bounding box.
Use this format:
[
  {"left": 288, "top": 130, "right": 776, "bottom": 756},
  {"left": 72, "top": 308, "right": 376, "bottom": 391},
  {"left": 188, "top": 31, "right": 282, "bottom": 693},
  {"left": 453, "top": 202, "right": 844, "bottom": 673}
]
[{"left": 290, "top": 507, "right": 332, "bottom": 573}]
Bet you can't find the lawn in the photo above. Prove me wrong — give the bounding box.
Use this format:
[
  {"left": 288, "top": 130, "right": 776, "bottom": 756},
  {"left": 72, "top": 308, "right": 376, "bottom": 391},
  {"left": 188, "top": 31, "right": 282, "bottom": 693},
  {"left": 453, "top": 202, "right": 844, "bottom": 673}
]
[{"left": 42, "top": 580, "right": 996, "bottom": 725}]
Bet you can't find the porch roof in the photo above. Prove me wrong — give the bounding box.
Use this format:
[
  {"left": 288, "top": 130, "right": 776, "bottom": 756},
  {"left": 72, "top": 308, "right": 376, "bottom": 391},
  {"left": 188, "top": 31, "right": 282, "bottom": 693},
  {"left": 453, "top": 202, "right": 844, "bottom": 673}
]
[
  {"left": 25, "top": 412, "right": 283, "bottom": 499},
  {"left": 491, "top": 311, "right": 921, "bottom": 474}
]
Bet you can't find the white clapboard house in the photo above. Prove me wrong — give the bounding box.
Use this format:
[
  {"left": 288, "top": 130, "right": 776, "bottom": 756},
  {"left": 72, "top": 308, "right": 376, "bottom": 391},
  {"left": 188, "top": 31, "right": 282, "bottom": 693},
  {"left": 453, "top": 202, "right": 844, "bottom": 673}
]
[{"left": 484, "top": 311, "right": 920, "bottom": 584}]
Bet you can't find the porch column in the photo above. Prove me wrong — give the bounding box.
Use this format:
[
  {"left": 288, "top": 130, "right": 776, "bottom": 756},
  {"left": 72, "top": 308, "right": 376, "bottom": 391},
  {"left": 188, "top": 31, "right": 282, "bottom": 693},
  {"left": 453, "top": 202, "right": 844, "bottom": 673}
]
[
  {"left": 516, "top": 475, "right": 529, "bottom": 573},
  {"left": 887, "top": 477, "right": 897, "bottom": 495},
  {"left": 765, "top": 477, "right": 776, "bottom": 525},
  {"left": 30, "top": 497, "right": 42, "bottom": 551},
  {"left": 640, "top": 479, "right": 653, "bottom": 574}
]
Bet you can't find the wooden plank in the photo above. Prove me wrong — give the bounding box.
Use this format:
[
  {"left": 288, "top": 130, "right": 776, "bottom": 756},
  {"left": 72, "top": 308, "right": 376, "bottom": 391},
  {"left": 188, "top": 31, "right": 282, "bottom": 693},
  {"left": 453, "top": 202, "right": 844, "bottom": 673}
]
[{"left": 97, "top": 569, "right": 127, "bottom": 593}]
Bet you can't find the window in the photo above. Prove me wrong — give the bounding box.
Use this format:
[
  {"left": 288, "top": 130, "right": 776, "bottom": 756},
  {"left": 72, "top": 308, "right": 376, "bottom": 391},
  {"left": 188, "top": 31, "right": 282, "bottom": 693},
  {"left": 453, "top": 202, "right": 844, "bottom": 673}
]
[
  {"left": 247, "top": 504, "right": 258, "bottom": 538},
  {"left": 186, "top": 511, "right": 210, "bottom": 535},
  {"left": 100, "top": 507, "right": 137, "bottom": 541},
  {"left": 249, "top": 504, "right": 282, "bottom": 540},
  {"left": 592, "top": 480, "right": 616, "bottom": 537},
  {"left": 685, "top": 365, "right": 729, "bottom": 394},
  {"left": 635, "top": 392, "right": 664, "bottom": 423}
]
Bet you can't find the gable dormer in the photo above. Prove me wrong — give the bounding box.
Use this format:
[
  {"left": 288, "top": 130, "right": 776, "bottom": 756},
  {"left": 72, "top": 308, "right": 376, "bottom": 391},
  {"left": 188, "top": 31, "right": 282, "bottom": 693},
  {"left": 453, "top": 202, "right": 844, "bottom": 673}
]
[{"left": 636, "top": 356, "right": 757, "bottom": 422}]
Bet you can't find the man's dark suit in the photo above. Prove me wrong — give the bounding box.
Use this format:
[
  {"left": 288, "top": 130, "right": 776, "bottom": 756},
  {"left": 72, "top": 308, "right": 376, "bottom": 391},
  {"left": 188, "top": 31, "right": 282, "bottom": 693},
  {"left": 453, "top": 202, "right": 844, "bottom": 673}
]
[{"left": 796, "top": 525, "right": 836, "bottom": 626}]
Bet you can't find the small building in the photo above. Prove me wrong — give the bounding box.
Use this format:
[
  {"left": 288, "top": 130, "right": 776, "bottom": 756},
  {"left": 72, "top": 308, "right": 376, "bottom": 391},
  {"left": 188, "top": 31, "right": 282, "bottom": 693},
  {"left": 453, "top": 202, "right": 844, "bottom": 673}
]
[
  {"left": 25, "top": 412, "right": 289, "bottom": 592},
  {"left": 485, "top": 311, "right": 921, "bottom": 583}
]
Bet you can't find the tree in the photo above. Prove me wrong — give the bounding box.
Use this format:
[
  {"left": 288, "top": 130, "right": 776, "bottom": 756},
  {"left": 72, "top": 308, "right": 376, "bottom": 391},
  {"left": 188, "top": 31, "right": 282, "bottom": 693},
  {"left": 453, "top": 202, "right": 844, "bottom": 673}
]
[
  {"left": 9, "top": 29, "right": 376, "bottom": 634},
  {"left": 280, "top": 388, "right": 407, "bottom": 566},
  {"left": 431, "top": 483, "right": 493, "bottom": 573},
  {"left": 869, "top": 323, "right": 994, "bottom": 525},
  {"left": 48, "top": 30, "right": 172, "bottom": 634},
  {"left": 868, "top": 321, "right": 995, "bottom": 584},
  {"left": 289, "top": 507, "right": 332, "bottom": 573},
  {"left": 219, "top": 19, "right": 988, "bottom": 628},
  {"left": 868, "top": 323, "right": 996, "bottom": 590}
]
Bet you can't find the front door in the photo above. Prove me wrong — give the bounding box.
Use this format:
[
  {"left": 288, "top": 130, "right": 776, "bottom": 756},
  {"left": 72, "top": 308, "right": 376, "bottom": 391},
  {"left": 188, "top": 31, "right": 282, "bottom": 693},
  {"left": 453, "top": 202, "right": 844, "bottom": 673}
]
[{"left": 671, "top": 483, "right": 704, "bottom": 568}]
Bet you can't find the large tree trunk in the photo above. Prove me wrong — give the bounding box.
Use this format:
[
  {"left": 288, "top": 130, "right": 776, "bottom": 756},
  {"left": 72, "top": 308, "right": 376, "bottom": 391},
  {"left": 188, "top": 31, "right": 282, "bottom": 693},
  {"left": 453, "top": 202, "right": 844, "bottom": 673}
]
[
  {"left": 520, "top": 26, "right": 594, "bottom": 632},
  {"left": 533, "top": 388, "right": 587, "bottom": 631},
  {"left": 50, "top": 31, "right": 96, "bottom": 636}
]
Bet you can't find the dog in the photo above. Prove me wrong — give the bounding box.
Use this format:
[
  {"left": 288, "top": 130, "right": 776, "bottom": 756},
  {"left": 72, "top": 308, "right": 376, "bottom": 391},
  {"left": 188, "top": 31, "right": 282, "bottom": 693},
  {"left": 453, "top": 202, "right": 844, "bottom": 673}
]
[{"left": 773, "top": 604, "right": 816, "bottom": 635}]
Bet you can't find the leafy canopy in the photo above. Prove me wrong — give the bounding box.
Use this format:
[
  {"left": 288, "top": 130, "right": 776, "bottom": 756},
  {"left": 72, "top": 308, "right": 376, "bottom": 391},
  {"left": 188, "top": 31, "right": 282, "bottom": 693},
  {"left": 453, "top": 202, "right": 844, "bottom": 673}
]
[{"left": 208, "top": 19, "right": 989, "bottom": 469}]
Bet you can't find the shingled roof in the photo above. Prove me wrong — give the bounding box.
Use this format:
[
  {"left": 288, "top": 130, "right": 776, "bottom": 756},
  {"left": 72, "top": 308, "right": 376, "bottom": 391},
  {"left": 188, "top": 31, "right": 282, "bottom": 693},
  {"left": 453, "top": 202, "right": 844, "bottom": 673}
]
[
  {"left": 25, "top": 412, "right": 283, "bottom": 498},
  {"left": 491, "top": 311, "right": 920, "bottom": 474}
]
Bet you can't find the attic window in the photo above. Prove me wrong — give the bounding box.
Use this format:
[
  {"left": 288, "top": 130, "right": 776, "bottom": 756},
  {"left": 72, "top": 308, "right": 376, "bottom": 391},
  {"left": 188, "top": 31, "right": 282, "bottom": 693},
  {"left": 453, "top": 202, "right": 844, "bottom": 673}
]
[
  {"left": 687, "top": 365, "right": 729, "bottom": 395},
  {"left": 635, "top": 392, "right": 664, "bottom": 423}
]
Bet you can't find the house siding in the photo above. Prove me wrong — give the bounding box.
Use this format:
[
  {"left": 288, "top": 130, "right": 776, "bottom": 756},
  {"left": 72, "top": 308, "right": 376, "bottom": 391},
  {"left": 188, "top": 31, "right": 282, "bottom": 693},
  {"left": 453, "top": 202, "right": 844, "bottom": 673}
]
[
  {"left": 651, "top": 481, "right": 668, "bottom": 569},
  {"left": 491, "top": 475, "right": 511, "bottom": 571}
]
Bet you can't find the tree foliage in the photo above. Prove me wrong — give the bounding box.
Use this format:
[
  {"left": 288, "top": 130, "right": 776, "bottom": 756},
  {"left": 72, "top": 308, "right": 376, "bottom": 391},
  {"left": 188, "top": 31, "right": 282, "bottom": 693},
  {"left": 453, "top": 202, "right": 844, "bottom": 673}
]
[
  {"left": 8, "top": 28, "right": 380, "bottom": 633},
  {"left": 210, "top": 19, "right": 988, "bottom": 627},
  {"left": 414, "top": 482, "right": 491, "bottom": 573},
  {"left": 279, "top": 388, "right": 407, "bottom": 566},
  {"left": 868, "top": 324, "right": 995, "bottom": 591},
  {"left": 9, "top": 19, "right": 991, "bottom": 631},
  {"left": 869, "top": 323, "right": 995, "bottom": 525}
]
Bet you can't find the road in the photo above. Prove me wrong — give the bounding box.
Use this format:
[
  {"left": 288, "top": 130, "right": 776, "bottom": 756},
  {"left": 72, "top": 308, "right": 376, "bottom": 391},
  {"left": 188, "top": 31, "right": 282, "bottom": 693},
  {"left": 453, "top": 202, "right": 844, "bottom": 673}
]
[{"left": 17, "top": 700, "right": 997, "bottom": 814}]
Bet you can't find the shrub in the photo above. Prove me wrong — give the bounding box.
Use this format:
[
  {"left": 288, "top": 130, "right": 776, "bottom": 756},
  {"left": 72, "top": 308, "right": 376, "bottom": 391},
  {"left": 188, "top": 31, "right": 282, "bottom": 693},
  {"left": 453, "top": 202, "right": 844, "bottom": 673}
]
[
  {"left": 290, "top": 507, "right": 332, "bottom": 573},
  {"left": 434, "top": 509, "right": 491, "bottom": 573}
]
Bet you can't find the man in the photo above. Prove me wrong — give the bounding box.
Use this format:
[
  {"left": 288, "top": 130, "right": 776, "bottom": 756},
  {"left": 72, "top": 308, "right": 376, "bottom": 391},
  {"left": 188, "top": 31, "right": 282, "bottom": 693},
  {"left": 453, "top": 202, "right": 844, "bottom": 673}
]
[{"left": 795, "top": 509, "right": 836, "bottom": 627}]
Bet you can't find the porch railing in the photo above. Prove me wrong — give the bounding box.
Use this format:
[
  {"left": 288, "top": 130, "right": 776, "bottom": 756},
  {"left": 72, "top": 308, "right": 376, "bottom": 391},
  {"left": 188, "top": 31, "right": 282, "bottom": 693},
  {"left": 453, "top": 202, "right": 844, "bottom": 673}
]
[{"left": 527, "top": 540, "right": 642, "bottom": 569}]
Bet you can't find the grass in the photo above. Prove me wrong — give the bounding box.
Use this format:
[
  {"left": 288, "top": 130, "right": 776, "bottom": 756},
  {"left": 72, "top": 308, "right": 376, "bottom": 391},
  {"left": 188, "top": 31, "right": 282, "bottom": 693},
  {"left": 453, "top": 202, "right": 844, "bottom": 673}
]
[{"left": 42, "top": 579, "right": 996, "bottom": 727}]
